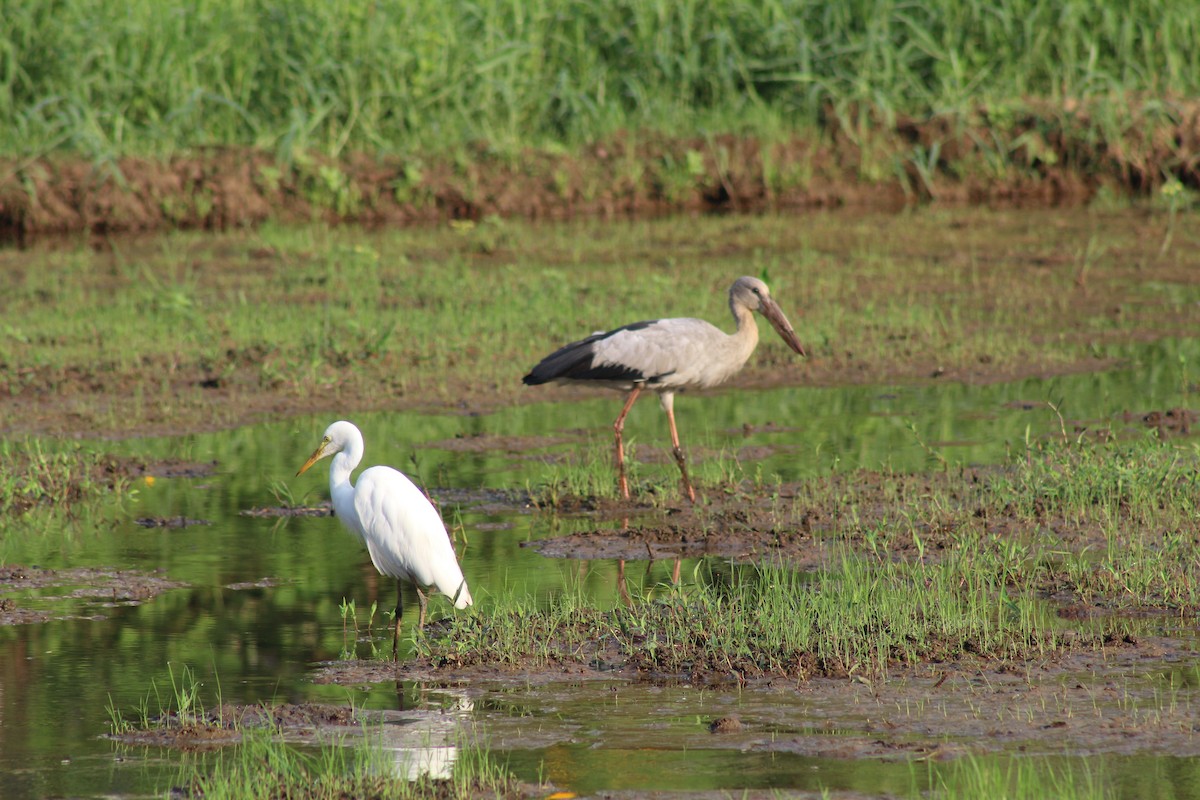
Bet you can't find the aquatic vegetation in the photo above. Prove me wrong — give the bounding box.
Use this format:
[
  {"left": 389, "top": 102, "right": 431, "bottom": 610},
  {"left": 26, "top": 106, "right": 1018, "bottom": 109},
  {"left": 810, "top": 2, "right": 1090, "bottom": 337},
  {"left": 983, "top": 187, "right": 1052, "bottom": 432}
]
[
  {"left": 0, "top": 439, "right": 139, "bottom": 561},
  {"left": 419, "top": 554, "right": 1118, "bottom": 680}
]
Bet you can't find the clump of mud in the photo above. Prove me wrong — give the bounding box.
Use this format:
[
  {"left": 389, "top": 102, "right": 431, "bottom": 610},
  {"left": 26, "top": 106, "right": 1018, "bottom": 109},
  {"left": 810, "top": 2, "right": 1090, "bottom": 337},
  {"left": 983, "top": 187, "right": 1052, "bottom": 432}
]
[
  {"left": 110, "top": 703, "right": 359, "bottom": 750},
  {"left": 0, "top": 566, "right": 186, "bottom": 626},
  {"left": 134, "top": 516, "right": 211, "bottom": 528}
]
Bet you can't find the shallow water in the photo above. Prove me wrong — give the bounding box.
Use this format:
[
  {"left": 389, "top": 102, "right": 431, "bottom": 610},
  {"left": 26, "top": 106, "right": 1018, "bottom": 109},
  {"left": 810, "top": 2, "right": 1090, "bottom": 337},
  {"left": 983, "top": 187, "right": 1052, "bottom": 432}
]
[{"left": 2, "top": 337, "right": 1200, "bottom": 798}]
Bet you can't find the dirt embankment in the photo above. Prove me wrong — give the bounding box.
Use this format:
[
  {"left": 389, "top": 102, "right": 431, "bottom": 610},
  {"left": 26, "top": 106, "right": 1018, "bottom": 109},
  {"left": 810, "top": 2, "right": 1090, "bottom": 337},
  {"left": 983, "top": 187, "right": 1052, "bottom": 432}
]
[{"left": 3, "top": 103, "right": 1200, "bottom": 240}]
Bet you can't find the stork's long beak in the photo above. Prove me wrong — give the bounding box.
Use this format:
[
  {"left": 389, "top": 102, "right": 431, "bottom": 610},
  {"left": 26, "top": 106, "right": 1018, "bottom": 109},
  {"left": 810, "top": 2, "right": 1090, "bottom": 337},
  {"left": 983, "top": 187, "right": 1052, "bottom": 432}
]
[
  {"left": 761, "top": 298, "right": 806, "bottom": 357},
  {"left": 296, "top": 441, "right": 328, "bottom": 476}
]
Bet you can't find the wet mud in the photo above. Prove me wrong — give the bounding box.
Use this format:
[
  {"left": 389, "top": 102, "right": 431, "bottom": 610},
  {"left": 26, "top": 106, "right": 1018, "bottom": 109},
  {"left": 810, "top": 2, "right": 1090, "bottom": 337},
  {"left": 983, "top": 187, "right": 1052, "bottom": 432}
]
[
  {"left": 0, "top": 564, "right": 186, "bottom": 625},
  {"left": 300, "top": 634, "right": 1200, "bottom": 765},
  {"left": 109, "top": 702, "right": 361, "bottom": 750}
]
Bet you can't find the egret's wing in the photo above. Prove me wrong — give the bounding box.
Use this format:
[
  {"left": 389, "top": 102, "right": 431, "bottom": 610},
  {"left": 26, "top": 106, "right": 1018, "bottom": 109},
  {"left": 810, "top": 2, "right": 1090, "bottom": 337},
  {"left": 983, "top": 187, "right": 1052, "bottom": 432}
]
[{"left": 353, "top": 466, "right": 471, "bottom": 606}]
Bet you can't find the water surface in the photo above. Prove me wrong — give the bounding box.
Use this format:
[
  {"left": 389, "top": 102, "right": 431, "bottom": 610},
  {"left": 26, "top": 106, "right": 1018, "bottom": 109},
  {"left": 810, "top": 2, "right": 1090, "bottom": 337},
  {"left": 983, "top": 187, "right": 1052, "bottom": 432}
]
[{"left": 1, "top": 337, "right": 1199, "bottom": 798}]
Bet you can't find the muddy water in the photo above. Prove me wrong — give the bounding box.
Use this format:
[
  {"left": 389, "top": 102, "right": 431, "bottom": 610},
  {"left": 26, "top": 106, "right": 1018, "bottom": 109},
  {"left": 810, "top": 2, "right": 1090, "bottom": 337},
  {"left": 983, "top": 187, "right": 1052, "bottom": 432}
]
[{"left": 1, "top": 337, "right": 1199, "bottom": 798}]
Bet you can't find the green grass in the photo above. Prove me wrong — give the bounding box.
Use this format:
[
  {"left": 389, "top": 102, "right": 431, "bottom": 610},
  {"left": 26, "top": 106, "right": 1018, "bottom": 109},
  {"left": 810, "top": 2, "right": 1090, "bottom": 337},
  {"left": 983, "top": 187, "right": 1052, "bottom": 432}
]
[
  {"left": 419, "top": 551, "right": 1109, "bottom": 680},
  {"left": 786, "top": 429, "right": 1200, "bottom": 612},
  {"left": 107, "top": 662, "right": 220, "bottom": 736},
  {"left": 0, "top": 438, "right": 139, "bottom": 560},
  {"left": 4, "top": 209, "right": 1199, "bottom": 439},
  {"left": 992, "top": 432, "right": 1200, "bottom": 525},
  {"left": 2, "top": 0, "right": 1199, "bottom": 162}
]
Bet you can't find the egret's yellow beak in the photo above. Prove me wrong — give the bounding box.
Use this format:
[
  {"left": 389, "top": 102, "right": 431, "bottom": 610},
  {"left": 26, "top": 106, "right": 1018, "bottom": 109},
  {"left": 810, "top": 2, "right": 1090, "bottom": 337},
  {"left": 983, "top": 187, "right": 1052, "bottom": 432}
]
[{"left": 296, "top": 438, "right": 330, "bottom": 476}]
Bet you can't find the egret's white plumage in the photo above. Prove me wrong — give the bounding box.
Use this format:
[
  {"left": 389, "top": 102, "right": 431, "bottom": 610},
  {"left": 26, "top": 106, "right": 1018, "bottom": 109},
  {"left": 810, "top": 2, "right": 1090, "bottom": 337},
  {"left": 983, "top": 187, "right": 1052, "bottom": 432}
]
[
  {"left": 297, "top": 420, "right": 471, "bottom": 657},
  {"left": 523, "top": 277, "right": 805, "bottom": 502}
]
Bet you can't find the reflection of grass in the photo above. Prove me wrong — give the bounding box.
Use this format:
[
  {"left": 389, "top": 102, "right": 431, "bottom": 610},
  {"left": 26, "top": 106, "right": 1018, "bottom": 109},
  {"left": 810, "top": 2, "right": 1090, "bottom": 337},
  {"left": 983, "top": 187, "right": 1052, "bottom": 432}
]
[
  {"left": 525, "top": 435, "right": 747, "bottom": 506},
  {"left": 921, "top": 756, "right": 1111, "bottom": 800},
  {"left": 183, "top": 727, "right": 520, "bottom": 800},
  {"left": 0, "top": 441, "right": 137, "bottom": 556},
  {"left": 107, "top": 667, "right": 522, "bottom": 799}
]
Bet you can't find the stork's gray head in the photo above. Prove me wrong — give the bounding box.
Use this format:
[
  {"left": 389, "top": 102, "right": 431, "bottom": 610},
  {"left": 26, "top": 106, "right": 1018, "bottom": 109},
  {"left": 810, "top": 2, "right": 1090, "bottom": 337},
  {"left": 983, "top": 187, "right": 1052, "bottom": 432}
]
[{"left": 729, "top": 276, "right": 806, "bottom": 357}]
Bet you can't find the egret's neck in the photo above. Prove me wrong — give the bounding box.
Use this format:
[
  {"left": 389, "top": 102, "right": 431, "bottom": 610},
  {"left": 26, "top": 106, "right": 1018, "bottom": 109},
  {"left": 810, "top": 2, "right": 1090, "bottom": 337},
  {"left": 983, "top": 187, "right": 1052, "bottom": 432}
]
[
  {"left": 328, "top": 438, "right": 363, "bottom": 499},
  {"left": 328, "top": 451, "right": 356, "bottom": 491},
  {"left": 326, "top": 449, "right": 361, "bottom": 538}
]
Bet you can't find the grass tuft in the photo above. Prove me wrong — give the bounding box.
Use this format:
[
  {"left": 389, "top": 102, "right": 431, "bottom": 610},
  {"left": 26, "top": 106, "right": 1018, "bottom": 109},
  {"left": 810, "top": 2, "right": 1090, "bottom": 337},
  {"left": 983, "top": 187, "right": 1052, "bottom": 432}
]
[{"left": 421, "top": 556, "right": 1113, "bottom": 680}]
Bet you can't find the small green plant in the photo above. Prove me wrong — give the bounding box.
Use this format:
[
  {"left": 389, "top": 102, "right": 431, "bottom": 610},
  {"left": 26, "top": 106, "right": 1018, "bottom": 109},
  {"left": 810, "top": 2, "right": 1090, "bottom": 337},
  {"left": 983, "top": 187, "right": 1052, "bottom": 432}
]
[
  {"left": 392, "top": 160, "right": 431, "bottom": 207},
  {"left": 1158, "top": 177, "right": 1190, "bottom": 255},
  {"left": 108, "top": 662, "right": 221, "bottom": 735},
  {"left": 340, "top": 598, "right": 384, "bottom": 659}
]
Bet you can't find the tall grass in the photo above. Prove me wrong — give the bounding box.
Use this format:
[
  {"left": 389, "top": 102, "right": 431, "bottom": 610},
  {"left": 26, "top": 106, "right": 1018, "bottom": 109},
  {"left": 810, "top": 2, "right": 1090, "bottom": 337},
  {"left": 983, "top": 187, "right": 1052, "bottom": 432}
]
[{"left": 2, "top": 0, "right": 1198, "bottom": 160}]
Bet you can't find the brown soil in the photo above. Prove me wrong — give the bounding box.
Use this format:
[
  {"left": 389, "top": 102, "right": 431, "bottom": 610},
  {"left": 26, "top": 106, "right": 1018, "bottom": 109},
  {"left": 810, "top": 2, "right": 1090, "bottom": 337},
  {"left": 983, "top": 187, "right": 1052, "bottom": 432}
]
[
  {"left": 4, "top": 102, "right": 1200, "bottom": 240},
  {"left": 109, "top": 702, "right": 361, "bottom": 750}
]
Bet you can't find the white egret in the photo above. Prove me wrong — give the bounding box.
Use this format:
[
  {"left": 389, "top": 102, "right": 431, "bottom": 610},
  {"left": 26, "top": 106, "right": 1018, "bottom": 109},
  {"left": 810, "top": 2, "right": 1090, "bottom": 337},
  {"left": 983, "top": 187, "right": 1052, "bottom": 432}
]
[
  {"left": 523, "top": 276, "right": 806, "bottom": 502},
  {"left": 296, "top": 420, "right": 472, "bottom": 658}
]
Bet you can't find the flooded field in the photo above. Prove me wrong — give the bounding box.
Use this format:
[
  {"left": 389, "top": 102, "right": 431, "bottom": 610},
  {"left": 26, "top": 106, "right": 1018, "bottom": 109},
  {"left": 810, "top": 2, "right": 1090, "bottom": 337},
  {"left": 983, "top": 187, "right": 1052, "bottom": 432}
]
[{"left": 2, "top": 208, "right": 1200, "bottom": 798}]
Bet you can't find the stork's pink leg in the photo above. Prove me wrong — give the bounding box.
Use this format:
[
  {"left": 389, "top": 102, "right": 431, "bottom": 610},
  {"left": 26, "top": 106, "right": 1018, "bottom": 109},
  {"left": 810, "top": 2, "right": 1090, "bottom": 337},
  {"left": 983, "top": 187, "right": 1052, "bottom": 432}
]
[
  {"left": 616, "top": 559, "right": 632, "bottom": 606},
  {"left": 613, "top": 385, "right": 643, "bottom": 499},
  {"left": 663, "top": 396, "right": 697, "bottom": 503}
]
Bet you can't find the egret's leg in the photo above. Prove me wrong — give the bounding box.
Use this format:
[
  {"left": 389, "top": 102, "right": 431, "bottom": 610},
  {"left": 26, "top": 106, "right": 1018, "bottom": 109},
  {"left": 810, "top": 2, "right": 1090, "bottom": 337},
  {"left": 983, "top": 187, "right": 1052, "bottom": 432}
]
[
  {"left": 613, "top": 385, "right": 643, "bottom": 499},
  {"left": 416, "top": 587, "right": 429, "bottom": 630},
  {"left": 392, "top": 580, "right": 404, "bottom": 661},
  {"left": 660, "top": 393, "right": 696, "bottom": 503}
]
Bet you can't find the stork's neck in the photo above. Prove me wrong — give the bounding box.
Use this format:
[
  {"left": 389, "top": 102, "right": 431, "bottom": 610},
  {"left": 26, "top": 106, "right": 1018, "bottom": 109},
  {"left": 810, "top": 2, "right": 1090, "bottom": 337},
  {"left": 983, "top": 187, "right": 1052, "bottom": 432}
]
[{"left": 730, "top": 300, "right": 760, "bottom": 355}]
